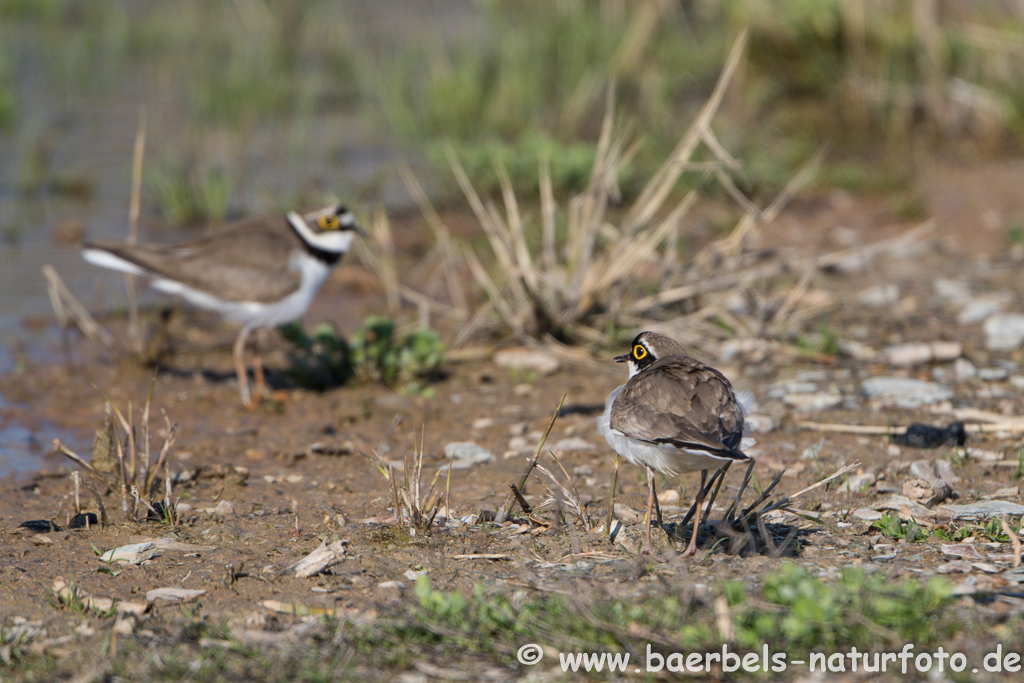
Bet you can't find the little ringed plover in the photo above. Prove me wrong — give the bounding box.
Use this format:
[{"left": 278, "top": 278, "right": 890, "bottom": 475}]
[
  {"left": 598, "top": 331, "right": 752, "bottom": 555},
  {"left": 82, "top": 204, "right": 363, "bottom": 407}
]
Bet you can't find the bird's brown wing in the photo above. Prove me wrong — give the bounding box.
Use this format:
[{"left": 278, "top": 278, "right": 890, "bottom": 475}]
[
  {"left": 609, "top": 355, "right": 747, "bottom": 458},
  {"left": 85, "top": 216, "right": 305, "bottom": 303}
]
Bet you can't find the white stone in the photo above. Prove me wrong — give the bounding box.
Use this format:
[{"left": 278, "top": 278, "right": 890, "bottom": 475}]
[
  {"left": 939, "top": 501, "right": 1024, "bottom": 518},
  {"left": 442, "top": 442, "right": 494, "bottom": 469},
  {"left": 493, "top": 348, "right": 560, "bottom": 375},
  {"left": 860, "top": 376, "right": 953, "bottom": 408},
  {"left": 99, "top": 542, "right": 157, "bottom": 565},
  {"left": 146, "top": 587, "right": 206, "bottom": 603},
  {"left": 957, "top": 296, "right": 1006, "bottom": 325},
  {"left": 881, "top": 341, "right": 961, "bottom": 367},
  {"left": 954, "top": 358, "right": 977, "bottom": 380},
  {"left": 858, "top": 284, "right": 900, "bottom": 307},
  {"left": 550, "top": 437, "right": 595, "bottom": 452},
  {"left": 985, "top": 314, "right": 1024, "bottom": 351}
]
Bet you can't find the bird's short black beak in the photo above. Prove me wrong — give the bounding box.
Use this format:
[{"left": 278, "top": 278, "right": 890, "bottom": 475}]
[
  {"left": 613, "top": 353, "right": 630, "bottom": 363},
  {"left": 352, "top": 223, "right": 369, "bottom": 238}
]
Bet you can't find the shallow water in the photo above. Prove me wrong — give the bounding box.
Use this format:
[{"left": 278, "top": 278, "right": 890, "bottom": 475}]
[{"left": 0, "top": 1, "right": 474, "bottom": 474}]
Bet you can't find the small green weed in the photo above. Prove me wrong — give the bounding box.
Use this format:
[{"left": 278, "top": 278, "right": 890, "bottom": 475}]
[
  {"left": 735, "top": 563, "right": 954, "bottom": 650},
  {"left": 871, "top": 512, "right": 927, "bottom": 542},
  {"left": 279, "top": 322, "right": 352, "bottom": 392},
  {"left": 1007, "top": 221, "right": 1024, "bottom": 246},
  {"left": 350, "top": 316, "right": 445, "bottom": 395},
  {"left": 281, "top": 316, "right": 444, "bottom": 396},
  {"left": 981, "top": 517, "right": 1021, "bottom": 543},
  {"left": 931, "top": 525, "right": 973, "bottom": 542}
]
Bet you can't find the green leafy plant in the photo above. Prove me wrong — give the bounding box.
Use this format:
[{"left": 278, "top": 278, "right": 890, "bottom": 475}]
[
  {"left": 735, "top": 563, "right": 954, "bottom": 650},
  {"left": 280, "top": 322, "right": 352, "bottom": 392},
  {"left": 931, "top": 524, "right": 973, "bottom": 542},
  {"left": 282, "top": 317, "right": 444, "bottom": 395},
  {"left": 981, "top": 518, "right": 1020, "bottom": 543},
  {"left": 870, "top": 512, "right": 927, "bottom": 542},
  {"left": 349, "top": 316, "right": 444, "bottom": 395}
]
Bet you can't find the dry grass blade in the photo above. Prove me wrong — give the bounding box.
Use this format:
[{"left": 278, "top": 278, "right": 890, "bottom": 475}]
[
  {"left": 605, "top": 453, "right": 621, "bottom": 535},
  {"left": 428, "top": 31, "right": 781, "bottom": 345},
  {"left": 445, "top": 143, "right": 530, "bottom": 312},
  {"left": 96, "top": 391, "right": 179, "bottom": 522},
  {"left": 460, "top": 244, "right": 526, "bottom": 340},
  {"left": 398, "top": 163, "right": 468, "bottom": 314},
  {"left": 622, "top": 27, "right": 748, "bottom": 235},
  {"left": 534, "top": 462, "right": 591, "bottom": 529},
  {"left": 746, "top": 462, "right": 862, "bottom": 521},
  {"left": 1002, "top": 514, "right": 1021, "bottom": 568},
  {"left": 539, "top": 157, "right": 557, "bottom": 273},
  {"left": 355, "top": 211, "right": 401, "bottom": 313},
  {"left": 125, "top": 108, "right": 147, "bottom": 355},
  {"left": 52, "top": 439, "right": 94, "bottom": 472},
  {"left": 363, "top": 419, "right": 445, "bottom": 533},
  {"left": 690, "top": 150, "right": 822, "bottom": 277},
  {"left": 42, "top": 265, "right": 115, "bottom": 350},
  {"left": 496, "top": 393, "right": 567, "bottom": 523}
]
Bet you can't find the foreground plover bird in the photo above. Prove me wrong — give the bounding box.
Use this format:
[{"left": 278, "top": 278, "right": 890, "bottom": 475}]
[
  {"left": 82, "top": 204, "right": 362, "bottom": 407},
  {"left": 598, "top": 331, "right": 751, "bottom": 555}
]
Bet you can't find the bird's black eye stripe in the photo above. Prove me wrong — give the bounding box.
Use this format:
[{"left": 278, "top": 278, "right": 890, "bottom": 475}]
[{"left": 633, "top": 344, "right": 647, "bottom": 360}]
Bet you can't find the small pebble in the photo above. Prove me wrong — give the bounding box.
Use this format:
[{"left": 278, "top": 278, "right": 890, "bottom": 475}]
[
  {"left": 784, "top": 392, "right": 842, "bottom": 413},
  {"left": 550, "top": 437, "right": 595, "bottom": 452},
  {"left": 861, "top": 376, "right": 953, "bottom": 408},
  {"left": 978, "top": 367, "right": 1008, "bottom": 381},
  {"left": 985, "top": 313, "right": 1024, "bottom": 351}
]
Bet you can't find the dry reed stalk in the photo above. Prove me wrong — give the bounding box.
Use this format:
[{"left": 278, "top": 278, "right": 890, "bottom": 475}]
[
  {"left": 126, "top": 109, "right": 146, "bottom": 355},
  {"left": 435, "top": 30, "right": 755, "bottom": 343},
  {"left": 631, "top": 217, "right": 933, "bottom": 315},
  {"left": 1002, "top": 514, "right": 1022, "bottom": 569},
  {"left": 398, "top": 163, "right": 468, "bottom": 314},
  {"left": 496, "top": 393, "right": 567, "bottom": 523},
  {"left": 42, "top": 265, "right": 115, "bottom": 349}
]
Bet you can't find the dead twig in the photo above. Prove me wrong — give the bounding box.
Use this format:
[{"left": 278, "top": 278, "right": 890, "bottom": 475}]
[
  {"left": 125, "top": 108, "right": 146, "bottom": 355},
  {"left": 496, "top": 393, "right": 567, "bottom": 523},
  {"left": 43, "top": 265, "right": 115, "bottom": 350},
  {"left": 509, "top": 484, "right": 532, "bottom": 515},
  {"left": 52, "top": 439, "right": 95, "bottom": 472}
]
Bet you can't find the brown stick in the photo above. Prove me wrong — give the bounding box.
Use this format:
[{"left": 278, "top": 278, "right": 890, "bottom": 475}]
[{"left": 509, "top": 484, "right": 532, "bottom": 515}]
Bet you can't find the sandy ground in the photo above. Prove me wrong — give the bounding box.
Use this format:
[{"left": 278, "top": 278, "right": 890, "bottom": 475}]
[{"left": 4, "top": 164, "right": 1024, "bottom": 678}]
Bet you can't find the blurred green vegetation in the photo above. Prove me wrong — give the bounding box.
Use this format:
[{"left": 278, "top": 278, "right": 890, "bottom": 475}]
[
  {"left": 4, "top": 0, "right": 1024, "bottom": 208},
  {"left": 280, "top": 317, "right": 444, "bottom": 396}
]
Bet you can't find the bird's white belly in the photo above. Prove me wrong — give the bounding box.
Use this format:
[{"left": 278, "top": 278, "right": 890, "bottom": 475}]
[
  {"left": 151, "top": 253, "right": 331, "bottom": 331},
  {"left": 598, "top": 385, "right": 734, "bottom": 476}
]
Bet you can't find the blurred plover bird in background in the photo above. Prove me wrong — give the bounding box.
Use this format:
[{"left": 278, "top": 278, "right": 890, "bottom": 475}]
[
  {"left": 598, "top": 331, "right": 752, "bottom": 555},
  {"left": 82, "top": 204, "right": 363, "bottom": 407}
]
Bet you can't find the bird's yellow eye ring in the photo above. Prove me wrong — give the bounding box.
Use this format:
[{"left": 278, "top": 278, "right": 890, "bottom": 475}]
[
  {"left": 318, "top": 215, "right": 340, "bottom": 230},
  {"left": 633, "top": 344, "right": 646, "bottom": 360}
]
